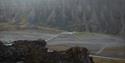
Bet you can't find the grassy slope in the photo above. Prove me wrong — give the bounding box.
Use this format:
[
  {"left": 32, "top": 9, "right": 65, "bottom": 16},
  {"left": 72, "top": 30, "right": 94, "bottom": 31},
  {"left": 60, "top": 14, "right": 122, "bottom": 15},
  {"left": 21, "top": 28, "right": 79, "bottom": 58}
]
[
  {"left": 74, "top": 32, "right": 115, "bottom": 37},
  {"left": 93, "top": 57, "right": 125, "bottom": 63},
  {"left": 48, "top": 45, "right": 125, "bottom": 63},
  {"left": 74, "top": 32, "right": 96, "bottom": 36},
  {"left": 103, "top": 47, "right": 125, "bottom": 51},
  {"left": 75, "top": 32, "right": 125, "bottom": 63},
  {"left": 0, "top": 22, "right": 63, "bottom": 34}
]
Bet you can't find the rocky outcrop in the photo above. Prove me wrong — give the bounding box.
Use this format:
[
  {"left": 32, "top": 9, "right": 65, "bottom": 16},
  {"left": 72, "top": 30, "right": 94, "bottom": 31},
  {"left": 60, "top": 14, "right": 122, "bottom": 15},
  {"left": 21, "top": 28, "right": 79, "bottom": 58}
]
[{"left": 0, "top": 40, "right": 94, "bottom": 63}]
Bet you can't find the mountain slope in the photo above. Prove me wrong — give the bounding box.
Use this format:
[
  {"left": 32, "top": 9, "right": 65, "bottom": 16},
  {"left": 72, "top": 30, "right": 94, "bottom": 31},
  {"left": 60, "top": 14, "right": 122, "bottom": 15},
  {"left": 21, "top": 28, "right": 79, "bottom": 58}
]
[{"left": 0, "top": 0, "right": 125, "bottom": 34}]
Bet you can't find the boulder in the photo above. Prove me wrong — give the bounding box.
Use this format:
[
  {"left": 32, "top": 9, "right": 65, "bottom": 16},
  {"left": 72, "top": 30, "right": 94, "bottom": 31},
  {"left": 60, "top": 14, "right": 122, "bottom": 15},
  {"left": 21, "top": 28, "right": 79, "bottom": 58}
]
[{"left": 0, "top": 40, "right": 94, "bottom": 63}]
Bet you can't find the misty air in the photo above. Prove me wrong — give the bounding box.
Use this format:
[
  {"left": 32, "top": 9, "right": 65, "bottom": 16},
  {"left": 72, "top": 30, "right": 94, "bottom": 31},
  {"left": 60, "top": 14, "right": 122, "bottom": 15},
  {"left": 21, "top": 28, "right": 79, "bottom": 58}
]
[{"left": 0, "top": 0, "right": 125, "bottom": 63}]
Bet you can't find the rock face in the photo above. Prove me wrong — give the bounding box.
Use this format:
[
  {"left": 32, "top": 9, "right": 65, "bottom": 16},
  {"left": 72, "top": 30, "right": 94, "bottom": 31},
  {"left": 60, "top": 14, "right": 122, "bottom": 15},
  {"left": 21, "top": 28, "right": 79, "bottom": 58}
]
[{"left": 0, "top": 40, "right": 94, "bottom": 63}]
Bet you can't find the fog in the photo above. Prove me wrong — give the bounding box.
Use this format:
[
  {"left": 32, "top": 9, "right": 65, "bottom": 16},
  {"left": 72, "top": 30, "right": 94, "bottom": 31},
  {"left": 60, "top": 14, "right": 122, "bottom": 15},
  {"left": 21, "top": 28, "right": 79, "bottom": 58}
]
[
  {"left": 0, "top": 0, "right": 125, "bottom": 63},
  {"left": 0, "top": 0, "right": 125, "bottom": 34}
]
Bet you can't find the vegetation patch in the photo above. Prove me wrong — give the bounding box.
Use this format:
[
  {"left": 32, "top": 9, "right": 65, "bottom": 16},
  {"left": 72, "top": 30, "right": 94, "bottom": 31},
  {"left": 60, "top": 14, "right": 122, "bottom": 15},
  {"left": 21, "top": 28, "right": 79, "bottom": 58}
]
[
  {"left": 47, "top": 44, "right": 71, "bottom": 51},
  {"left": 0, "top": 23, "right": 63, "bottom": 34},
  {"left": 103, "top": 46, "right": 125, "bottom": 52},
  {"left": 48, "top": 45, "right": 125, "bottom": 63},
  {"left": 93, "top": 57, "right": 125, "bottom": 63},
  {"left": 74, "top": 32, "right": 97, "bottom": 37}
]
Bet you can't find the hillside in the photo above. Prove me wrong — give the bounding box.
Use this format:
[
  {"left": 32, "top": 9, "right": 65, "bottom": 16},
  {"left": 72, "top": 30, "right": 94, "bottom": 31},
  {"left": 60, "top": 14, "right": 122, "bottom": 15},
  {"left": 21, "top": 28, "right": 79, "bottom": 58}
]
[{"left": 0, "top": 0, "right": 125, "bottom": 34}]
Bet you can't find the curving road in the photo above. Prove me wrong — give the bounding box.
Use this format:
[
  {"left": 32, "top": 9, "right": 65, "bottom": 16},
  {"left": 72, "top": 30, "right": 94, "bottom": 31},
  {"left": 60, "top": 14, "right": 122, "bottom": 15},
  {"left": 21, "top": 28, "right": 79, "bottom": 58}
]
[
  {"left": 0, "top": 31, "right": 125, "bottom": 59},
  {"left": 47, "top": 32, "right": 125, "bottom": 59}
]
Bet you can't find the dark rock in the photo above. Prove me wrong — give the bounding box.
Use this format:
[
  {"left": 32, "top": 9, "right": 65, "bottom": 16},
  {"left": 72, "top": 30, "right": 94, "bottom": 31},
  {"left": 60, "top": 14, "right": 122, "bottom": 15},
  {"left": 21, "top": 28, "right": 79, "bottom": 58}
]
[{"left": 0, "top": 40, "right": 94, "bottom": 63}]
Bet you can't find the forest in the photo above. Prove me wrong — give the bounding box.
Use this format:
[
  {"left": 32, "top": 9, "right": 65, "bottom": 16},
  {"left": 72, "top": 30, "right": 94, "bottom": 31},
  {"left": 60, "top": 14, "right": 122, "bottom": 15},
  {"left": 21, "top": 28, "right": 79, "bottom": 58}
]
[{"left": 0, "top": 0, "right": 125, "bottom": 34}]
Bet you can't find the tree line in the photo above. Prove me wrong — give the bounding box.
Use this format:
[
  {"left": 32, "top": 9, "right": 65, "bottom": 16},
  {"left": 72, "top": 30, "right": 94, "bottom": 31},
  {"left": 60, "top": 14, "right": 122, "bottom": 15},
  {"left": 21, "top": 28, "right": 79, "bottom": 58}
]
[{"left": 0, "top": 0, "right": 125, "bottom": 34}]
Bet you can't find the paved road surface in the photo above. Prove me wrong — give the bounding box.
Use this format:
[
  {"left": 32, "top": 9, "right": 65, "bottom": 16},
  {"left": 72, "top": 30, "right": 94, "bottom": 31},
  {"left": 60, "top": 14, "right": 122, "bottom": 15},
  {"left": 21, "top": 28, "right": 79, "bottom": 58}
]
[
  {"left": 0, "top": 31, "right": 125, "bottom": 59},
  {"left": 47, "top": 32, "right": 125, "bottom": 59},
  {"left": 0, "top": 30, "right": 57, "bottom": 42}
]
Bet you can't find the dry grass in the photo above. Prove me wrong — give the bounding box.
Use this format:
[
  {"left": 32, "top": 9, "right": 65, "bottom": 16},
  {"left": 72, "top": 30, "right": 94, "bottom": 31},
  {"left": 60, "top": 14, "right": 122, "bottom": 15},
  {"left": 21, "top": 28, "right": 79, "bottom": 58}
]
[
  {"left": 0, "top": 23, "right": 63, "bottom": 34},
  {"left": 37, "top": 26, "right": 63, "bottom": 34},
  {"left": 0, "top": 23, "right": 17, "bottom": 31},
  {"left": 47, "top": 44, "right": 70, "bottom": 51},
  {"left": 93, "top": 57, "right": 125, "bottom": 63},
  {"left": 48, "top": 45, "right": 125, "bottom": 63},
  {"left": 103, "top": 47, "right": 125, "bottom": 51},
  {"left": 74, "top": 32, "right": 96, "bottom": 37}
]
